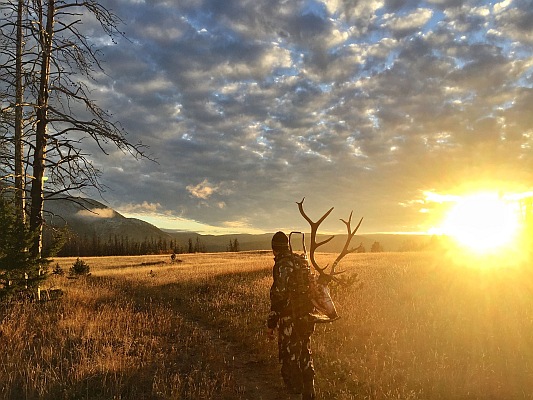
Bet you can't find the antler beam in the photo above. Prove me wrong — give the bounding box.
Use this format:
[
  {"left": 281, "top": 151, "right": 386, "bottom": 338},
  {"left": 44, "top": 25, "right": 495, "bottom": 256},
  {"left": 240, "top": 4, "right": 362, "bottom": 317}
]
[
  {"left": 297, "top": 197, "right": 362, "bottom": 284},
  {"left": 331, "top": 212, "right": 364, "bottom": 275},
  {"left": 296, "top": 198, "right": 335, "bottom": 276}
]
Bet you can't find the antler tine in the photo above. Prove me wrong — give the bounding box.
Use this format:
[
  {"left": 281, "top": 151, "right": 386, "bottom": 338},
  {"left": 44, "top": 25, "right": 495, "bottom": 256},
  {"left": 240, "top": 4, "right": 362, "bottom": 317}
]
[
  {"left": 296, "top": 198, "right": 335, "bottom": 275},
  {"left": 330, "top": 212, "right": 364, "bottom": 275}
]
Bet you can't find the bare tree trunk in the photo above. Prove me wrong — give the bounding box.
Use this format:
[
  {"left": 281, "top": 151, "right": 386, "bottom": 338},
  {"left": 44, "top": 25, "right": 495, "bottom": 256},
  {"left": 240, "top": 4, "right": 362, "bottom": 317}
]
[
  {"left": 29, "top": 0, "right": 54, "bottom": 259},
  {"left": 15, "top": 0, "right": 25, "bottom": 225}
]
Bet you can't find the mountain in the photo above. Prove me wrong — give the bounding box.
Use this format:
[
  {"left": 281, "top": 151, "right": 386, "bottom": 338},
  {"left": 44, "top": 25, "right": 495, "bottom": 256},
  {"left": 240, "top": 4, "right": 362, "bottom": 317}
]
[
  {"left": 162, "top": 230, "right": 431, "bottom": 253},
  {"left": 162, "top": 231, "right": 277, "bottom": 252},
  {"left": 43, "top": 196, "right": 431, "bottom": 254},
  {"left": 44, "top": 196, "right": 173, "bottom": 243}
]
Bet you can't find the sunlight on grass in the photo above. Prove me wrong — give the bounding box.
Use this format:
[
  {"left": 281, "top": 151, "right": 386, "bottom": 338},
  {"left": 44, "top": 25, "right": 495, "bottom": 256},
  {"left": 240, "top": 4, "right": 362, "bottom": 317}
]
[{"left": 2, "top": 250, "right": 533, "bottom": 399}]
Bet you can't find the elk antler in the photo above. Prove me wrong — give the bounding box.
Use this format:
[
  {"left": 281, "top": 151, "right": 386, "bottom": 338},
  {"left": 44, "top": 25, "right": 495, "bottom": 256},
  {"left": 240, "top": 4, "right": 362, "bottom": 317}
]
[
  {"left": 331, "top": 212, "right": 364, "bottom": 275},
  {"left": 297, "top": 198, "right": 363, "bottom": 284}
]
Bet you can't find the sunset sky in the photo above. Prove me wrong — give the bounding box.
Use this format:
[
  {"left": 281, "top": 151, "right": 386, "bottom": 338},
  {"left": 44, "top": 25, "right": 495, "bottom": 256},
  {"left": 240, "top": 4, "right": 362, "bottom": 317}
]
[{"left": 80, "top": 0, "right": 532, "bottom": 235}]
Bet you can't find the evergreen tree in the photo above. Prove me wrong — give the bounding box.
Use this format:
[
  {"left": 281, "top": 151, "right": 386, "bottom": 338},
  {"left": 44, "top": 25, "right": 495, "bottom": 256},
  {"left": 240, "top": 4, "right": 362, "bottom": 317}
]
[
  {"left": 0, "top": 197, "right": 48, "bottom": 301},
  {"left": 371, "top": 241, "right": 383, "bottom": 252},
  {"left": 227, "top": 238, "right": 240, "bottom": 252}
]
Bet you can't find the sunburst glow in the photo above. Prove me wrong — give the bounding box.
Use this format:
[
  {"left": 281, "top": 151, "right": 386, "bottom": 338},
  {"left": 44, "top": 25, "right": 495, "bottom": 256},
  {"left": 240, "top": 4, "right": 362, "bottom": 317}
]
[{"left": 439, "top": 192, "right": 521, "bottom": 254}]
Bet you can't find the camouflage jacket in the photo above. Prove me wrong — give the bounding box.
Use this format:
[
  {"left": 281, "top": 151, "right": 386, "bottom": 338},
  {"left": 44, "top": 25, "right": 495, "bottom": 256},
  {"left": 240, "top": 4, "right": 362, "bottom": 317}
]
[{"left": 267, "top": 250, "right": 314, "bottom": 329}]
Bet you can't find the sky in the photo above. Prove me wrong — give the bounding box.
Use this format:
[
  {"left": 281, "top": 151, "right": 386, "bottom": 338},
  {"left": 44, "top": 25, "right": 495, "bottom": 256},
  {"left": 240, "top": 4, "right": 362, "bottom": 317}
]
[{"left": 78, "top": 0, "right": 532, "bottom": 235}]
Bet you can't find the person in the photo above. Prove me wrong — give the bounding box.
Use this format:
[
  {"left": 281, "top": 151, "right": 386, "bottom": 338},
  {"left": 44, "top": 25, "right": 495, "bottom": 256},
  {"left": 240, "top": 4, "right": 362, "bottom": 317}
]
[{"left": 267, "top": 231, "right": 316, "bottom": 400}]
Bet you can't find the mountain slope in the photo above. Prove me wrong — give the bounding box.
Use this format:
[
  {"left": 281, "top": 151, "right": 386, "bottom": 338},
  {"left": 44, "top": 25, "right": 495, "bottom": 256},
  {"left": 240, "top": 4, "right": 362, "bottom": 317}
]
[
  {"left": 44, "top": 196, "right": 173, "bottom": 243},
  {"left": 42, "top": 196, "right": 431, "bottom": 254}
]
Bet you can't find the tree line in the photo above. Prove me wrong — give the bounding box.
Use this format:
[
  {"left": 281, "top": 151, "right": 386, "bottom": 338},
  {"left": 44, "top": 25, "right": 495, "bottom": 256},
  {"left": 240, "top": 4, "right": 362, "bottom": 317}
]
[{"left": 47, "top": 233, "right": 208, "bottom": 257}]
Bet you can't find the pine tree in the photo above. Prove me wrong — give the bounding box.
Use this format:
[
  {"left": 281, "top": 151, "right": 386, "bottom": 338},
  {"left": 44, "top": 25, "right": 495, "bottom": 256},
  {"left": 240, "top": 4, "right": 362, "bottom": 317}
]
[
  {"left": 0, "top": 197, "right": 48, "bottom": 301},
  {"left": 371, "top": 241, "right": 383, "bottom": 252}
]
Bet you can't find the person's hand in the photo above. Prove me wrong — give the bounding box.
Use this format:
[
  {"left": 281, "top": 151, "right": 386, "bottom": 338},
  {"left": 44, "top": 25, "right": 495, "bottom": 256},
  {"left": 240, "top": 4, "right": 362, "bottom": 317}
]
[{"left": 266, "top": 328, "right": 276, "bottom": 341}]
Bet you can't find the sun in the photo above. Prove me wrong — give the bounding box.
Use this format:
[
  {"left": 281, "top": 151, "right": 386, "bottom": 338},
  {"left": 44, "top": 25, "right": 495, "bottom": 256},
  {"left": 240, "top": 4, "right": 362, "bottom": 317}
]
[{"left": 439, "top": 192, "right": 521, "bottom": 254}]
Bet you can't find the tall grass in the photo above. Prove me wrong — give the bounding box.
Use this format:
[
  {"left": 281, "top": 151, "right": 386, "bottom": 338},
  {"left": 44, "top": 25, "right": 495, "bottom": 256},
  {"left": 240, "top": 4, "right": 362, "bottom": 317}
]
[
  {"left": 0, "top": 255, "right": 236, "bottom": 400},
  {"left": 2, "top": 251, "right": 533, "bottom": 399}
]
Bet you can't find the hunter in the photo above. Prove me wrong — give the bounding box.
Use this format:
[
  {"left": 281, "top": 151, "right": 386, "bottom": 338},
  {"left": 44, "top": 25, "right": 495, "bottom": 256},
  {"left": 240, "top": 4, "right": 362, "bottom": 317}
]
[{"left": 267, "top": 231, "right": 316, "bottom": 400}]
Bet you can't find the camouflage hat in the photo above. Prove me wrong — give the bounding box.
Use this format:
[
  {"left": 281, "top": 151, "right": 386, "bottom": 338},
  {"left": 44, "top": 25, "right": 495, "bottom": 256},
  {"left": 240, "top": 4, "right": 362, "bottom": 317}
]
[{"left": 271, "top": 231, "right": 289, "bottom": 251}]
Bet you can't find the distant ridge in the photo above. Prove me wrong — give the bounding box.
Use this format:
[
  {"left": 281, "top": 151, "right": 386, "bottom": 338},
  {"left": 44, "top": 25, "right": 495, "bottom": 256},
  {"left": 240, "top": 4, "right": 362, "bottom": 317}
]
[
  {"left": 160, "top": 230, "right": 431, "bottom": 253},
  {"left": 43, "top": 195, "right": 431, "bottom": 253},
  {"left": 44, "top": 196, "right": 173, "bottom": 243}
]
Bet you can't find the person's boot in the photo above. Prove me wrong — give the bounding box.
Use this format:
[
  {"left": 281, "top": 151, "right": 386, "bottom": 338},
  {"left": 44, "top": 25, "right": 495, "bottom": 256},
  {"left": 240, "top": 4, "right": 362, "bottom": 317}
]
[
  {"left": 285, "top": 379, "right": 303, "bottom": 394},
  {"left": 302, "top": 380, "right": 316, "bottom": 400},
  {"left": 281, "top": 366, "right": 302, "bottom": 394}
]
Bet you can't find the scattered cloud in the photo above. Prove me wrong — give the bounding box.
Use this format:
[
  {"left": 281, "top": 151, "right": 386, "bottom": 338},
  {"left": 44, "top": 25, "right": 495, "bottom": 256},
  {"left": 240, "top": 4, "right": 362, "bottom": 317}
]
[
  {"left": 186, "top": 179, "right": 218, "bottom": 200},
  {"left": 118, "top": 202, "right": 162, "bottom": 214},
  {"left": 72, "top": 0, "right": 533, "bottom": 234},
  {"left": 76, "top": 208, "right": 116, "bottom": 219}
]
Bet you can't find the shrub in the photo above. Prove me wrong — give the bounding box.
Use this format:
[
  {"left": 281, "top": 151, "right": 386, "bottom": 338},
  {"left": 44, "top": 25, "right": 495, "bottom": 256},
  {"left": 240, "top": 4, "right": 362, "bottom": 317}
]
[
  {"left": 69, "top": 258, "right": 90, "bottom": 276},
  {"left": 52, "top": 263, "right": 64, "bottom": 276}
]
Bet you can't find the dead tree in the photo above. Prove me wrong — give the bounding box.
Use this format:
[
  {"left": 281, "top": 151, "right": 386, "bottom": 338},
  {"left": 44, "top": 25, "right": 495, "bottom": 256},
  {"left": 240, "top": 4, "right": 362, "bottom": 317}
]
[{"left": 0, "top": 0, "right": 150, "bottom": 296}]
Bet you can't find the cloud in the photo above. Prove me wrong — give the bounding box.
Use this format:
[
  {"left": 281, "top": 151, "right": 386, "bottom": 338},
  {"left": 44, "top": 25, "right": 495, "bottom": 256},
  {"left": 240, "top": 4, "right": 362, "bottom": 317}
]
[
  {"left": 76, "top": 208, "right": 116, "bottom": 219},
  {"left": 186, "top": 179, "right": 219, "bottom": 200},
  {"left": 67, "top": 0, "right": 533, "bottom": 234},
  {"left": 118, "top": 201, "right": 162, "bottom": 214},
  {"left": 383, "top": 8, "right": 433, "bottom": 37}
]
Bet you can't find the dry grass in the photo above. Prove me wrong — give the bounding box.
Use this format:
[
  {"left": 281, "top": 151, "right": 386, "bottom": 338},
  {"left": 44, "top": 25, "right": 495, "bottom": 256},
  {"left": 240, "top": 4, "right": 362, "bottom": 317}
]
[
  {"left": 2, "top": 251, "right": 533, "bottom": 399},
  {"left": 0, "top": 254, "right": 240, "bottom": 400}
]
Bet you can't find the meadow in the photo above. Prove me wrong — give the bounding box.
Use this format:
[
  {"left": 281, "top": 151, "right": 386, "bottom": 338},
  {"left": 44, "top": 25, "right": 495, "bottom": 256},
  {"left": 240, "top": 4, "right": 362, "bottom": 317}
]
[{"left": 1, "top": 250, "right": 533, "bottom": 399}]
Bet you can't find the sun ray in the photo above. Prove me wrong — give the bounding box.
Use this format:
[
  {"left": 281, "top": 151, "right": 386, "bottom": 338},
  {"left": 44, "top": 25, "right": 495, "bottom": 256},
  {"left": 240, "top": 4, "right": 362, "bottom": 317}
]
[{"left": 439, "top": 192, "right": 521, "bottom": 254}]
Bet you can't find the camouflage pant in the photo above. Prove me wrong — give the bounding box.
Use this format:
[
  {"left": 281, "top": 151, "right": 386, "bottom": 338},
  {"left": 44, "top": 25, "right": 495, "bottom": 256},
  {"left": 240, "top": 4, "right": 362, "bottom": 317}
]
[{"left": 278, "top": 315, "right": 315, "bottom": 396}]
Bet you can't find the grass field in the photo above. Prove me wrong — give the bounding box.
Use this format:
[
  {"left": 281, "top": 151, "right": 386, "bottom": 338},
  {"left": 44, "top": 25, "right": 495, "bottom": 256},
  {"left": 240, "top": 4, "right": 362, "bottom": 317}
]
[{"left": 1, "top": 251, "right": 533, "bottom": 399}]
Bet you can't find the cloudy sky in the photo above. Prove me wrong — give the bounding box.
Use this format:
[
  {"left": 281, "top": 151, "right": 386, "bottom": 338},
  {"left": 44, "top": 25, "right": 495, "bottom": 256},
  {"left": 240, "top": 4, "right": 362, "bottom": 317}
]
[{"left": 80, "top": 0, "right": 532, "bottom": 235}]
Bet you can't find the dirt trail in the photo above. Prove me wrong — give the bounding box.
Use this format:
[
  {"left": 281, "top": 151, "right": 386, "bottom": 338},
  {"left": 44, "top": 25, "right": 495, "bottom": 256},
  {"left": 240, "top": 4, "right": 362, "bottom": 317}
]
[
  {"left": 207, "top": 335, "right": 301, "bottom": 400},
  {"left": 125, "top": 280, "right": 302, "bottom": 400},
  {"left": 172, "top": 306, "right": 302, "bottom": 400}
]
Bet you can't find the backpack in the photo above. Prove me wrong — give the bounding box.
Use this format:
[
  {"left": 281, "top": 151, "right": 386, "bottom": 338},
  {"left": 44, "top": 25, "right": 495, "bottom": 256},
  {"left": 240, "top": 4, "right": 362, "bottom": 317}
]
[
  {"left": 288, "top": 232, "right": 339, "bottom": 323},
  {"left": 286, "top": 251, "right": 315, "bottom": 318}
]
